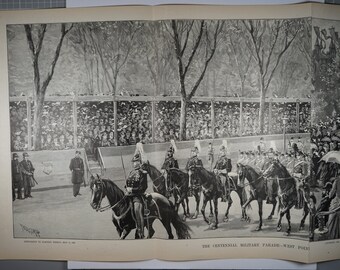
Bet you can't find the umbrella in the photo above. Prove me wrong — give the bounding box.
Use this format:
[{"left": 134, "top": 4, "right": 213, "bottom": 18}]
[
  {"left": 321, "top": 151, "right": 340, "bottom": 164},
  {"left": 321, "top": 136, "right": 331, "bottom": 142},
  {"left": 331, "top": 136, "right": 340, "bottom": 142}
]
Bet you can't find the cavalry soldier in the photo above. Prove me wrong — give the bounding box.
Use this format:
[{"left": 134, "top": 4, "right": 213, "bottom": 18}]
[
  {"left": 213, "top": 143, "right": 232, "bottom": 202},
  {"left": 257, "top": 137, "right": 266, "bottom": 154},
  {"left": 69, "top": 150, "right": 85, "bottom": 197},
  {"left": 293, "top": 151, "right": 310, "bottom": 208},
  {"left": 20, "top": 152, "right": 35, "bottom": 198},
  {"left": 161, "top": 141, "right": 179, "bottom": 194},
  {"left": 125, "top": 151, "right": 148, "bottom": 239},
  {"left": 185, "top": 141, "right": 203, "bottom": 192},
  {"left": 12, "top": 153, "right": 23, "bottom": 200}
]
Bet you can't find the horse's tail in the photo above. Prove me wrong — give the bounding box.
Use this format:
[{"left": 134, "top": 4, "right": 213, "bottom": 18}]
[{"left": 169, "top": 202, "right": 192, "bottom": 239}]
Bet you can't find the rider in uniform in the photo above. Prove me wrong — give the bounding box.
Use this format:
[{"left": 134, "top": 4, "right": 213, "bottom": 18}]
[
  {"left": 213, "top": 143, "right": 232, "bottom": 202},
  {"left": 125, "top": 149, "right": 148, "bottom": 239},
  {"left": 185, "top": 142, "right": 203, "bottom": 194},
  {"left": 293, "top": 151, "right": 310, "bottom": 209},
  {"left": 161, "top": 141, "right": 179, "bottom": 195},
  {"left": 207, "top": 142, "right": 215, "bottom": 171}
]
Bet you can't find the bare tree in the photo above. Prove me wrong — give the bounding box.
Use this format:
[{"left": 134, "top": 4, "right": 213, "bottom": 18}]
[
  {"left": 84, "top": 21, "right": 141, "bottom": 95},
  {"left": 241, "top": 19, "right": 304, "bottom": 133},
  {"left": 168, "top": 20, "right": 224, "bottom": 140},
  {"left": 24, "top": 23, "right": 73, "bottom": 150}
]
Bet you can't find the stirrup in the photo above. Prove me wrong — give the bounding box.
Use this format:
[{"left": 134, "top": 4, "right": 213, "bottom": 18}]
[{"left": 144, "top": 208, "right": 150, "bottom": 216}]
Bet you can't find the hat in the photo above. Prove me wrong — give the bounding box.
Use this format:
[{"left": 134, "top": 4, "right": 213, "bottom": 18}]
[
  {"left": 76, "top": 150, "right": 81, "bottom": 154},
  {"left": 23, "top": 152, "right": 29, "bottom": 157},
  {"left": 13, "top": 153, "right": 18, "bottom": 158}
]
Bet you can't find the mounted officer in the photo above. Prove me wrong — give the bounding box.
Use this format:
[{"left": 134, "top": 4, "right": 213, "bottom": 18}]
[
  {"left": 213, "top": 141, "right": 232, "bottom": 202},
  {"left": 185, "top": 140, "right": 203, "bottom": 193},
  {"left": 125, "top": 143, "right": 148, "bottom": 239},
  {"left": 161, "top": 140, "right": 179, "bottom": 196},
  {"left": 293, "top": 151, "right": 310, "bottom": 208}
]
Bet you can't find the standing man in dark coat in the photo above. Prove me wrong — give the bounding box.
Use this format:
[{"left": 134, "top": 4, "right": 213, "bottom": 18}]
[
  {"left": 69, "top": 150, "right": 85, "bottom": 197},
  {"left": 20, "top": 152, "right": 35, "bottom": 198},
  {"left": 12, "top": 153, "right": 23, "bottom": 200}
]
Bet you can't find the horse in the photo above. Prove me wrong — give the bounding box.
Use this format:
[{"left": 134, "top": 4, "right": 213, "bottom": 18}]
[
  {"left": 237, "top": 163, "right": 277, "bottom": 231},
  {"left": 142, "top": 162, "right": 190, "bottom": 218},
  {"left": 262, "top": 159, "right": 315, "bottom": 236},
  {"left": 188, "top": 163, "right": 220, "bottom": 229},
  {"left": 89, "top": 175, "right": 191, "bottom": 239}
]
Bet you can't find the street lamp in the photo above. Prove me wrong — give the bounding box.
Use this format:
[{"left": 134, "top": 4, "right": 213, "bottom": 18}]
[{"left": 282, "top": 115, "right": 289, "bottom": 153}]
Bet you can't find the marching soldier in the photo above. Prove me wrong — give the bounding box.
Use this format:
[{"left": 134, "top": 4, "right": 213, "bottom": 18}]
[
  {"left": 20, "top": 152, "right": 35, "bottom": 198},
  {"left": 125, "top": 147, "right": 148, "bottom": 239},
  {"left": 213, "top": 141, "right": 232, "bottom": 202},
  {"left": 69, "top": 150, "right": 85, "bottom": 197},
  {"left": 12, "top": 153, "right": 23, "bottom": 200},
  {"left": 293, "top": 151, "right": 309, "bottom": 208},
  {"left": 161, "top": 140, "right": 179, "bottom": 194}
]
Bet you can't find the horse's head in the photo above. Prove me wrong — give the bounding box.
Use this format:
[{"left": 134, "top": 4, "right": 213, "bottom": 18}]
[
  {"left": 262, "top": 159, "right": 280, "bottom": 178},
  {"left": 90, "top": 174, "right": 106, "bottom": 211}
]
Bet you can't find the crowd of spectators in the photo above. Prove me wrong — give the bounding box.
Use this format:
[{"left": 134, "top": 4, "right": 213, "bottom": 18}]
[
  {"left": 186, "top": 101, "right": 212, "bottom": 140},
  {"left": 10, "top": 99, "right": 312, "bottom": 152},
  {"left": 39, "top": 102, "right": 74, "bottom": 150},
  {"left": 77, "top": 101, "right": 115, "bottom": 155},
  {"left": 154, "top": 101, "right": 180, "bottom": 143},
  {"left": 311, "top": 113, "right": 340, "bottom": 155},
  {"left": 117, "top": 101, "right": 152, "bottom": 145},
  {"left": 10, "top": 102, "right": 28, "bottom": 151},
  {"left": 271, "top": 102, "right": 297, "bottom": 134},
  {"left": 214, "top": 102, "right": 240, "bottom": 138}
]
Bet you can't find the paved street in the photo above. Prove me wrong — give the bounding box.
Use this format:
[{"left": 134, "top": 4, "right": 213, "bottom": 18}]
[{"left": 13, "top": 176, "right": 313, "bottom": 241}]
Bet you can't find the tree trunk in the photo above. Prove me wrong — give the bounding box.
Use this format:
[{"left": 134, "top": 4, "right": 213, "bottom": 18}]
[
  {"left": 259, "top": 83, "right": 266, "bottom": 134},
  {"left": 179, "top": 97, "right": 188, "bottom": 141},
  {"left": 32, "top": 93, "right": 45, "bottom": 150}
]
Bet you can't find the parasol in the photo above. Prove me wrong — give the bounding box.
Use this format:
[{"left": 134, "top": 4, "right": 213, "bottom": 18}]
[{"left": 321, "top": 151, "right": 340, "bottom": 164}]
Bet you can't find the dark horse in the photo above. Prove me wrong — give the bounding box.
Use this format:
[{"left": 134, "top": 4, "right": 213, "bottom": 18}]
[
  {"left": 143, "top": 162, "right": 190, "bottom": 218},
  {"left": 90, "top": 176, "right": 191, "bottom": 239},
  {"left": 262, "top": 159, "right": 315, "bottom": 236},
  {"left": 237, "top": 163, "right": 278, "bottom": 231},
  {"left": 188, "top": 164, "right": 220, "bottom": 229}
]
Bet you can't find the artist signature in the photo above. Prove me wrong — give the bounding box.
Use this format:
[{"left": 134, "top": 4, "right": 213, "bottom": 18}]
[{"left": 20, "top": 224, "right": 40, "bottom": 238}]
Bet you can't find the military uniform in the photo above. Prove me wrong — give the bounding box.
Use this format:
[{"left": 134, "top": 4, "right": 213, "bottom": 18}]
[
  {"left": 12, "top": 153, "right": 23, "bottom": 200},
  {"left": 69, "top": 151, "right": 85, "bottom": 197},
  {"left": 214, "top": 152, "right": 232, "bottom": 201},
  {"left": 126, "top": 153, "right": 148, "bottom": 238},
  {"left": 20, "top": 153, "right": 35, "bottom": 198},
  {"left": 185, "top": 149, "right": 203, "bottom": 190},
  {"left": 161, "top": 148, "right": 179, "bottom": 193}
]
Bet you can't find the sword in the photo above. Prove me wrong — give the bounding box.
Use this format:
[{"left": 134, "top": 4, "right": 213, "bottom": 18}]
[
  {"left": 32, "top": 174, "right": 38, "bottom": 185},
  {"left": 120, "top": 152, "right": 127, "bottom": 181}
]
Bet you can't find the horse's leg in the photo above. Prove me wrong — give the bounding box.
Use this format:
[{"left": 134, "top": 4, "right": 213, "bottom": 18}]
[
  {"left": 299, "top": 202, "right": 309, "bottom": 231},
  {"left": 120, "top": 228, "right": 132, "bottom": 240},
  {"left": 209, "top": 200, "right": 214, "bottom": 217},
  {"left": 256, "top": 199, "right": 263, "bottom": 231},
  {"left": 277, "top": 210, "right": 284, "bottom": 232},
  {"left": 239, "top": 188, "right": 247, "bottom": 221},
  {"left": 147, "top": 219, "right": 156, "bottom": 239},
  {"left": 285, "top": 209, "right": 291, "bottom": 236},
  {"left": 224, "top": 195, "right": 233, "bottom": 222},
  {"left": 160, "top": 214, "right": 174, "bottom": 239},
  {"left": 213, "top": 197, "right": 219, "bottom": 229},
  {"left": 200, "top": 196, "right": 210, "bottom": 225},
  {"left": 242, "top": 194, "right": 254, "bottom": 223},
  {"left": 267, "top": 198, "right": 277, "bottom": 220},
  {"left": 185, "top": 195, "right": 190, "bottom": 217},
  {"left": 192, "top": 189, "right": 200, "bottom": 219}
]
